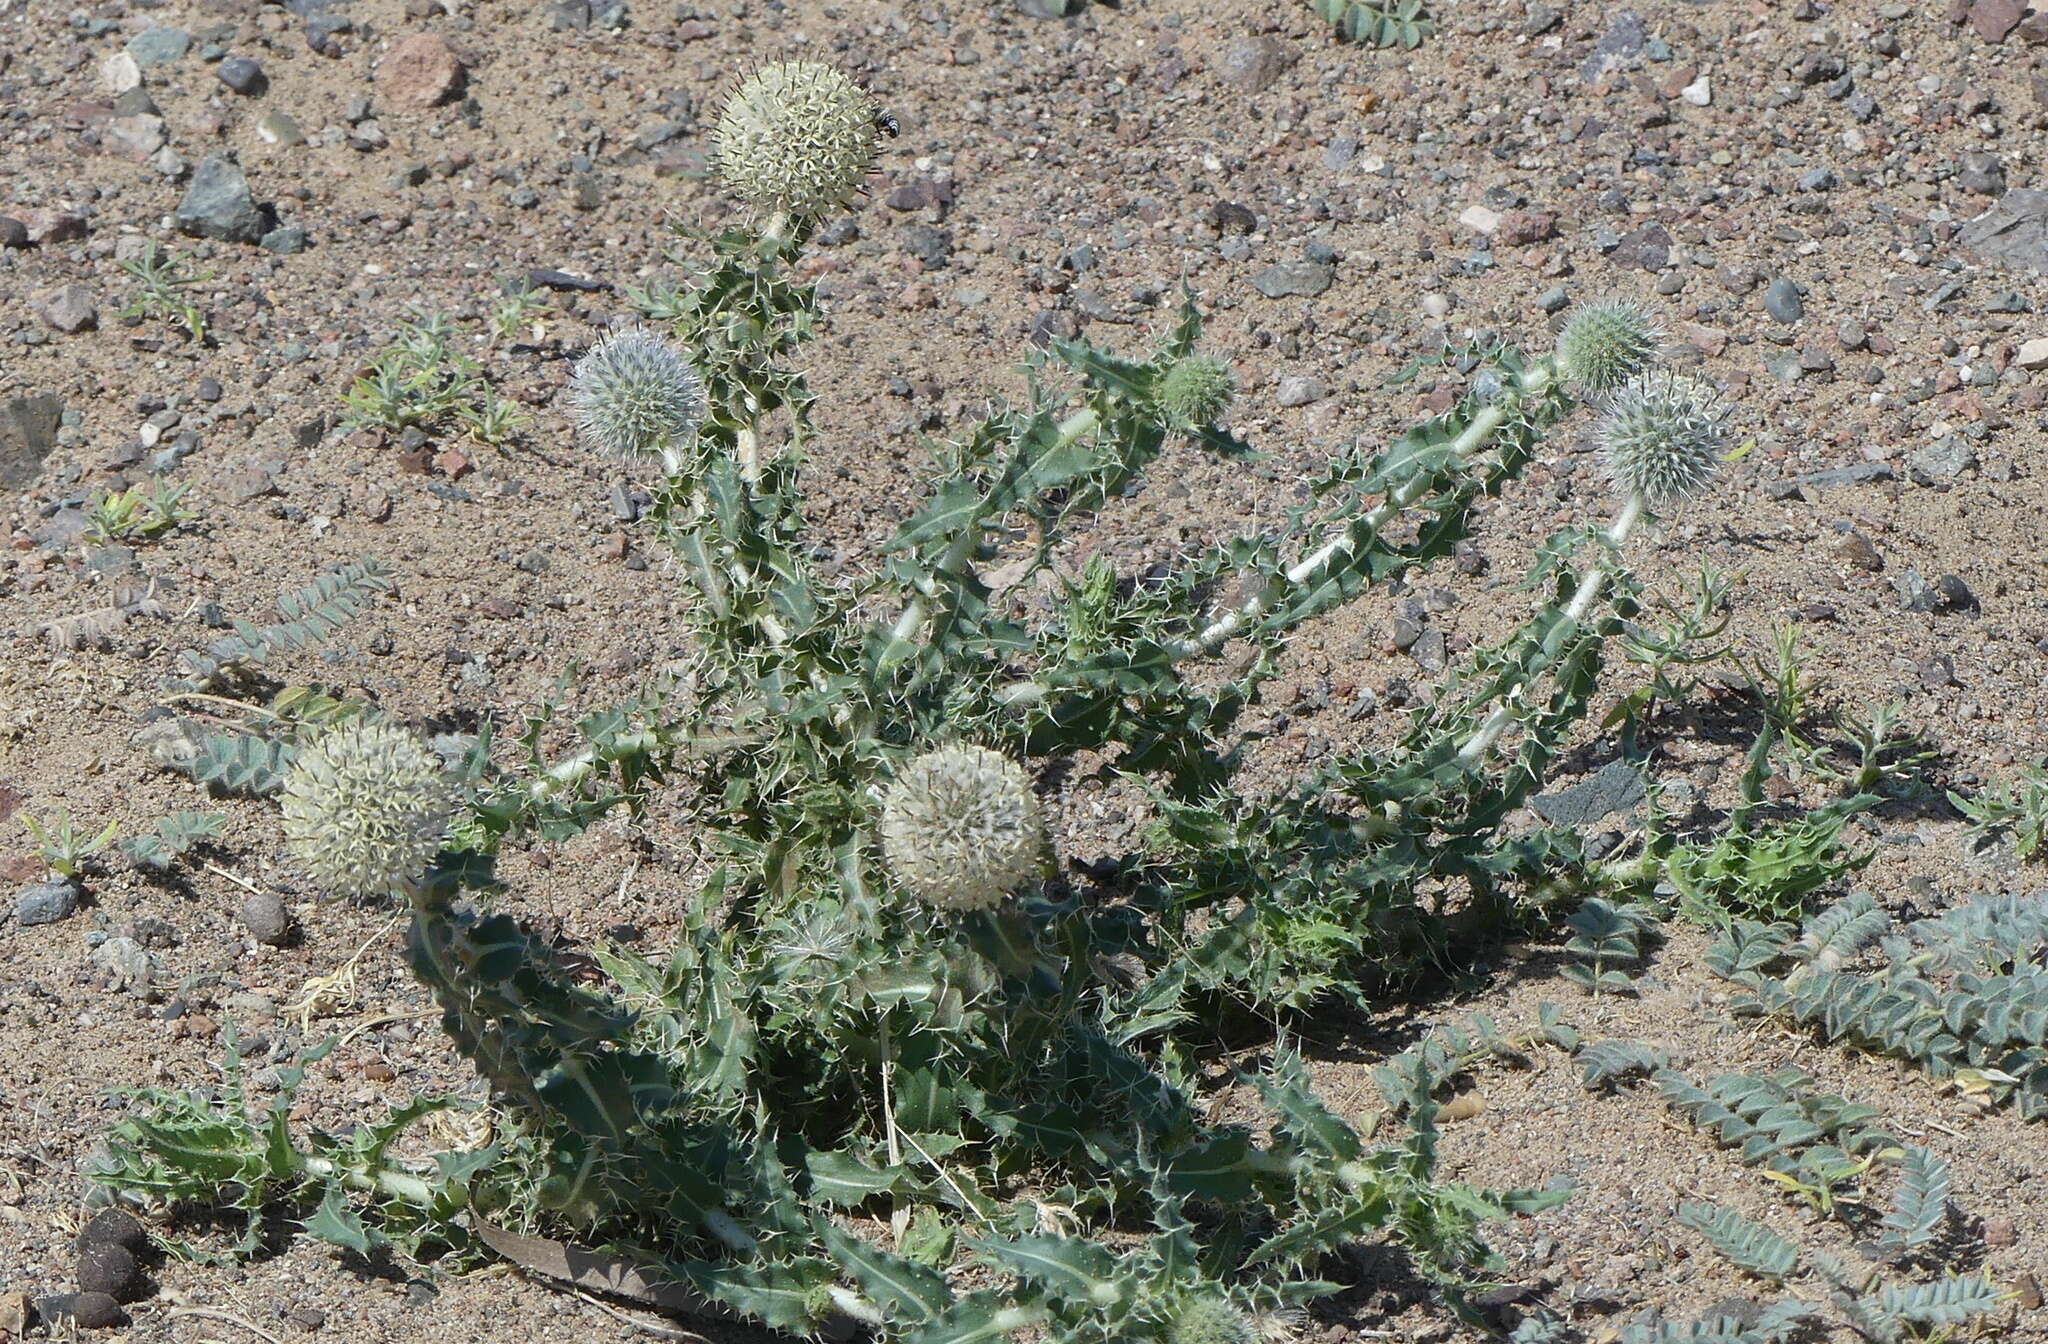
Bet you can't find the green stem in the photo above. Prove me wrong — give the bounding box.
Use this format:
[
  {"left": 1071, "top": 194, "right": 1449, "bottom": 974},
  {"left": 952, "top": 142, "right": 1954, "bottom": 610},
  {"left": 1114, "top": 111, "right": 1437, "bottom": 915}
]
[
  {"left": 1456, "top": 489, "right": 1644, "bottom": 766},
  {"left": 890, "top": 407, "right": 1102, "bottom": 651},
  {"left": 299, "top": 1155, "right": 436, "bottom": 1208}
]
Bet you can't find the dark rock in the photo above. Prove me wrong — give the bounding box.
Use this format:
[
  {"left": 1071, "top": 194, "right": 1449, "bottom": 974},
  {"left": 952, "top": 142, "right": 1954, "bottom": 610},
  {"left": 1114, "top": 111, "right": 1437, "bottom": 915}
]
[
  {"left": 0, "top": 216, "right": 25, "bottom": 248},
  {"left": 904, "top": 224, "right": 953, "bottom": 270},
  {"left": 76, "top": 1241, "right": 144, "bottom": 1303},
  {"left": 1209, "top": 200, "right": 1257, "bottom": 235},
  {"left": 216, "top": 57, "right": 266, "bottom": 96},
  {"left": 237, "top": 891, "right": 292, "bottom": 947},
  {"left": 1609, "top": 223, "right": 1672, "bottom": 271},
  {"left": 259, "top": 226, "right": 308, "bottom": 254},
  {"left": 15, "top": 877, "right": 81, "bottom": 926},
  {"left": 1764, "top": 276, "right": 1805, "bottom": 322},
  {"left": 176, "top": 154, "right": 267, "bottom": 244},
  {"left": 1533, "top": 760, "right": 1647, "bottom": 827},
  {"left": 1968, "top": 0, "right": 2026, "bottom": 41},
  {"left": 527, "top": 268, "right": 609, "bottom": 292},
  {"left": 1582, "top": 11, "right": 1647, "bottom": 83},
  {"left": 34, "top": 285, "right": 97, "bottom": 334},
  {"left": 1959, "top": 190, "right": 2048, "bottom": 275}
]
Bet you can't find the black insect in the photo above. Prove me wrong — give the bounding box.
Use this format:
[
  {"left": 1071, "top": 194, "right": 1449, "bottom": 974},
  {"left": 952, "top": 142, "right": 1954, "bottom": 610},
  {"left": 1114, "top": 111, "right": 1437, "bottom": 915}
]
[{"left": 874, "top": 108, "right": 900, "bottom": 138}]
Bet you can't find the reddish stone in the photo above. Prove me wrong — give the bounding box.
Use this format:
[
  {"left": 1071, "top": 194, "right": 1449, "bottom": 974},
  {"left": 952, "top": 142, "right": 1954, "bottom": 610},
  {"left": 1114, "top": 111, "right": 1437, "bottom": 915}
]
[
  {"left": 1970, "top": 0, "right": 2026, "bottom": 40},
  {"left": 377, "top": 32, "right": 465, "bottom": 109}
]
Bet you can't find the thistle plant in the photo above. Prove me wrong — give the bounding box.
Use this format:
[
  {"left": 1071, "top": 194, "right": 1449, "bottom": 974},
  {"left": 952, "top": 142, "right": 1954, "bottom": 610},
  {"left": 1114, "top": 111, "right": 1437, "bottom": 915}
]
[{"left": 100, "top": 59, "right": 1792, "bottom": 1344}]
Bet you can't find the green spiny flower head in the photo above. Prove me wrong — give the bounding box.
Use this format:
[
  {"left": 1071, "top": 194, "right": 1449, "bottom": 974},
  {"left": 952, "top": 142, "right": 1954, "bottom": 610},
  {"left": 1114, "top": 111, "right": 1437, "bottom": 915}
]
[
  {"left": 714, "top": 61, "right": 882, "bottom": 219},
  {"left": 568, "top": 327, "right": 707, "bottom": 468},
  {"left": 1168, "top": 1295, "right": 1256, "bottom": 1344},
  {"left": 1598, "top": 371, "right": 1731, "bottom": 504},
  {"left": 880, "top": 744, "right": 1043, "bottom": 912},
  {"left": 1156, "top": 354, "right": 1237, "bottom": 433},
  {"left": 1556, "top": 298, "right": 1664, "bottom": 395},
  {"left": 281, "top": 718, "right": 456, "bottom": 900}
]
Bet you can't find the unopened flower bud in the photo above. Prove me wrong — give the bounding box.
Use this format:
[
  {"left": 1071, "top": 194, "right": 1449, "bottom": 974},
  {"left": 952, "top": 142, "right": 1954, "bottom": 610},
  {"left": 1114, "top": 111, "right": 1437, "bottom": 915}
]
[
  {"left": 1168, "top": 1296, "right": 1255, "bottom": 1344},
  {"left": 1556, "top": 298, "right": 1664, "bottom": 396},
  {"left": 1156, "top": 355, "right": 1237, "bottom": 433}
]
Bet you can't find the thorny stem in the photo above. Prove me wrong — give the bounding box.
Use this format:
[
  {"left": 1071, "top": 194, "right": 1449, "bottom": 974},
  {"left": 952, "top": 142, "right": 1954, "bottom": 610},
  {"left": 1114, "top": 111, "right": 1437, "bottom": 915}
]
[
  {"left": 298, "top": 1154, "right": 435, "bottom": 1208},
  {"left": 1455, "top": 490, "right": 1646, "bottom": 766},
  {"left": 889, "top": 407, "right": 1104, "bottom": 650},
  {"left": 994, "top": 362, "right": 1559, "bottom": 707}
]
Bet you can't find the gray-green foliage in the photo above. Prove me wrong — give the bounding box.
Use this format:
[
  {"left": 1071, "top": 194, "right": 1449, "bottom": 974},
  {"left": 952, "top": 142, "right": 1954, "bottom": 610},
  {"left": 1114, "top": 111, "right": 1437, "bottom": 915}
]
[
  {"left": 1708, "top": 892, "right": 2048, "bottom": 1119},
  {"left": 1312, "top": 0, "right": 1431, "bottom": 47},
  {"left": 121, "top": 811, "right": 226, "bottom": 871},
  {"left": 103, "top": 67, "right": 1762, "bottom": 1343},
  {"left": 1653, "top": 1066, "right": 1895, "bottom": 1218},
  {"left": 1952, "top": 758, "right": 2048, "bottom": 860},
  {"left": 1559, "top": 898, "right": 1657, "bottom": 994}
]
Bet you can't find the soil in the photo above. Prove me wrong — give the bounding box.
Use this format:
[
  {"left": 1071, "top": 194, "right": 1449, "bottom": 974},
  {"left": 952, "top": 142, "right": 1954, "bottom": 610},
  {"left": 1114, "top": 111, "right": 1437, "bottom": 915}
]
[{"left": 3, "top": 0, "right": 2048, "bottom": 1340}]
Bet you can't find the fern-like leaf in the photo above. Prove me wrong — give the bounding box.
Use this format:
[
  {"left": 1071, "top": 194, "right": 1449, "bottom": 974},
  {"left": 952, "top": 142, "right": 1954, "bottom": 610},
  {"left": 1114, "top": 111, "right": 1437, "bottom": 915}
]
[
  {"left": 1575, "top": 1039, "right": 1672, "bottom": 1090},
  {"left": 1677, "top": 1202, "right": 1800, "bottom": 1282},
  {"left": 1877, "top": 1146, "right": 1951, "bottom": 1257}
]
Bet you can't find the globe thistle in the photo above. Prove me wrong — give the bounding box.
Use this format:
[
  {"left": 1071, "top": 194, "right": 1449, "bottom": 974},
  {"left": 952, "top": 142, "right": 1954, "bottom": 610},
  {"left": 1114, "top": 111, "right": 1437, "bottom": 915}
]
[
  {"left": 1555, "top": 298, "right": 1664, "bottom": 396},
  {"left": 879, "top": 745, "right": 1043, "bottom": 912},
  {"left": 1597, "top": 372, "right": 1731, "bottom": 505},
  {"left": 280, "top": 718, "right": 456, "bottom": 900},
  {"left": 1155, "top": 355, "right": 1237, "bottom": 433},
  {"left": 568, "top": 327, "right": 707, "bottom": 470},
  {"left": 714, "top": 61, "right": 882, "bottom": 219},
  {"left": 1167, "top": 1296, "right": 1256, "bottom": 1344}
]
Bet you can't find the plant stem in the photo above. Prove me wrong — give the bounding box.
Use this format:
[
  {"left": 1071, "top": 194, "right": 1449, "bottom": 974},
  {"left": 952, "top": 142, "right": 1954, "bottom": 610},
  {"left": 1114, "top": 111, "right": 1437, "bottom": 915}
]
[
  {"left": 1456, "top": 490, "right": 1646, "bottom": 765},
  {"left": 889, "top": 407, "right": 1102, "bottom": 650},
  {"left": 299, "top": 1154, "right": 435, "bottom": 1208}
]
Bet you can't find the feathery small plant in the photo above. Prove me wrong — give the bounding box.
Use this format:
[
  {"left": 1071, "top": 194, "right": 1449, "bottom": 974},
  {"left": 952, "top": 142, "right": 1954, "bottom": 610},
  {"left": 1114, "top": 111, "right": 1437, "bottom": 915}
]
[
  {"left": 117, "top": 241, "right": 209, "bottom": 341},
  {"left": 98, "top": 58, "right": 1810, "bottom": 1344}
]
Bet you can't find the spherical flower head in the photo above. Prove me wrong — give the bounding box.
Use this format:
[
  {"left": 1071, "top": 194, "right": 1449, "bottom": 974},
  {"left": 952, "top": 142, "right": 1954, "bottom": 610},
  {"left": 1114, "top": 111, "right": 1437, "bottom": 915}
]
[
  {"left": 1556, "top": 298, "right": 1664, "bottom": 395},
  {"left": 1156, "top": 355, "right": 1237, "bottom": 433},
  {"left": 281, "top": 718, "right": 456, "bottom": 900},
  {"left": 1168, "top": 1296, "right": 1255, "bottom": 1344},
  {"left": 879, "top": 745, "right": 1042, "bottom": 912},
  {"left": 568, "top": 327, "right": 707, "bottom": 468},
  {"left": 1598, "top": 372, "right": 1730, "bottom": 504},
  {"left": 714, "top": 61, "right": 881, "bottom": 219}
]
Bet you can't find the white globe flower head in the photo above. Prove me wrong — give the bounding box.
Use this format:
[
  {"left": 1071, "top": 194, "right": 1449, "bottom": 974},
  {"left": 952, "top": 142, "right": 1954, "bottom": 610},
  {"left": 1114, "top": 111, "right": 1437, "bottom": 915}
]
[
  {"left": 1598, "top": 371, "right": 1731, "bottom": 505},
  {"left": 880, "top": 744, "right": 1044, "bottom": 912},
  {"left": 1167, "top": 1296, "right": 1256, "bottom": 1344},
  {"left": 568, "top": 326, "right": 708, "bottom": 474},
  {"left": 714, "top": 61, "right": 883, "bottom": 221},
  {"left": 281, "top": 718, "right": 457, "bottom": 900},
  {"left": 1555, "top": 298, "right": 1664, "bottom": 396}
]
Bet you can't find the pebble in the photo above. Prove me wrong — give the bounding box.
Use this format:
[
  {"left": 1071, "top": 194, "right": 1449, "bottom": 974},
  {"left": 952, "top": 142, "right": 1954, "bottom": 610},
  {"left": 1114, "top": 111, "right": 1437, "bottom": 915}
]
[
  {"left": 378, "top": 32, "right": 466, "bottom": 108},
  {"left": 34, "top": 285, "right": 97, "bottom": 334},
  {"left": 15, "top": 877, "right": 80, "bottom": 925},
  {"left": 2016, "top": 337, "right": 2048, "bottom": 369},
  {"left": 1216, "top": 36, "right": 1294, "bottom": 94},
  {"left": 90, "top": 935, "right": 158, "bottom": 989},
  {"left": 1834, "top": 530, "right": 1885, "bottom": 572},
  {"left": 1276, "top": 376, "right": 1327, "bottom": 407},
  {"left": 101, "top": 50, "right": 142, "bottom": 94},
  {"left": 176, "top": 154, "right": 267, "bottom": 244},
  {"left": 0, "top": 216, "right": 26, "bottom": 249},
  {"left": 1680, "top": 73, "right": 1712, "bottom": 105},
  {"left": 1459, "top": 204, "right": 1502, "bottom": 234},
  {"left": 1764, "top": 277, "right": 1805, "bottom": 322},
  {"left": 216, "top": 57, "right": 266, "bottom": 96},
  {"left": 1248, "top": 260, "right": 1333, "bottom": 299},
  {"left": 126, "top": 25, "right": 190, "bottom": 67},
  {"left": 238, "top": 890, "right": 292, "bottom": 946},
  {"left": 256, "top": 109, "right": 305, "bottom": 146}
]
